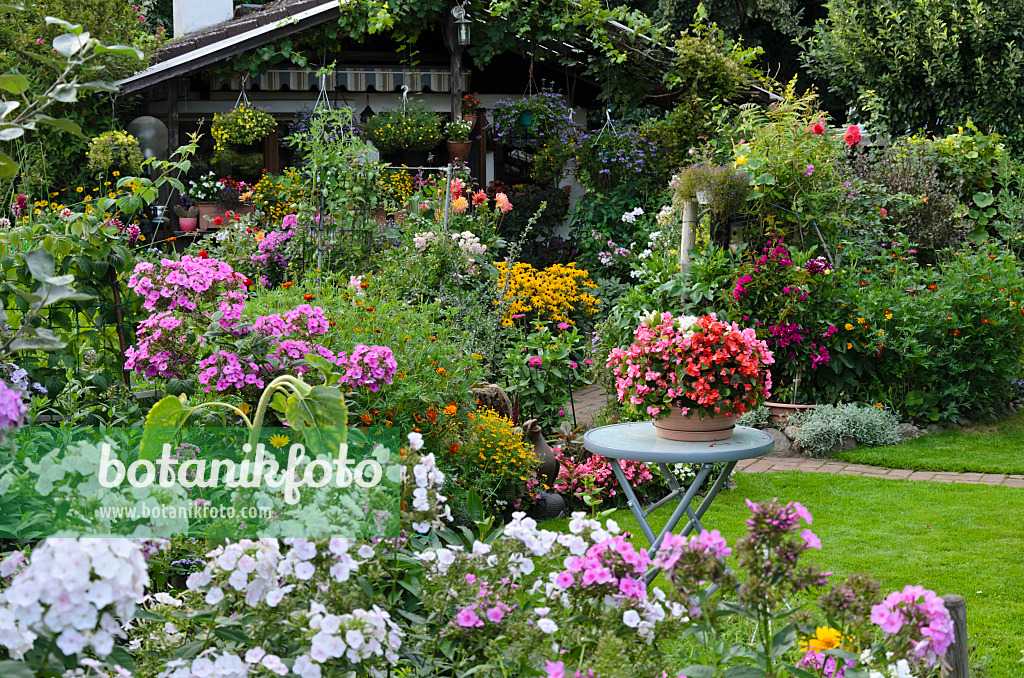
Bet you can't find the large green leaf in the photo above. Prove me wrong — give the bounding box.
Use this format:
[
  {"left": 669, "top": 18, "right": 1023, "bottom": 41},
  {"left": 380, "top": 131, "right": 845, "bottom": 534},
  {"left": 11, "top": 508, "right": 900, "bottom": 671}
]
[
  {"left": 52, "top": 31, "right": 89, "bottom": 57},
  {"left": 282, "top": 385, "right": 348, "bottom": 458},
  {"left": 0, "top": 151, "right": 17, "bottom": 179},
  {"left": 8, "top": 327, "right": 66, "bottom": 352},
  {"left": 0, "top": 661, "right": 34, "bottom": 678},
  {"left": 0, "top": 73, "right": 29, "bottom": 94},
  {"left": 33, "top": 114, "right": 83, "bottom": 137},
  {"left": 140, "top": 396, "right": 194, "bottom": 460},
  {"left": 0, "top": 126, "right": 23, "bottom": 141},
  {"left": 0, "top": 100, "right": 19, "bottom": 119},
  {"left": 94, "top": 44, "right": 143, "bottom": 60}
]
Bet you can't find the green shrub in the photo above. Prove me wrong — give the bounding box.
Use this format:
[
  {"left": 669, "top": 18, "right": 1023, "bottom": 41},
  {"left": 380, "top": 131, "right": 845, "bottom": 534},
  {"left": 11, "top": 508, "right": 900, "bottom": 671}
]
[
  {"left": 836, "top": 241, "right": 1024, "bottom": 421},
  {"left": 791, "top": 403, "right": 901, "bottom": 457},
  {"left": 503, "top": 323, "right": 588, "bottom": 428}
]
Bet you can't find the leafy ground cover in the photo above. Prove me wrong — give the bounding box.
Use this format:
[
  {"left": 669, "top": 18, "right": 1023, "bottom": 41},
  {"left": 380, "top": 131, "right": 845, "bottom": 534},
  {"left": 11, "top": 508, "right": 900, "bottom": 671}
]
[
  {"left": 836, "top": 411, "right": 1024, "bottom": 475},
  {"left": 543, "top": 471, "right": 1024, "bottom": 676}
]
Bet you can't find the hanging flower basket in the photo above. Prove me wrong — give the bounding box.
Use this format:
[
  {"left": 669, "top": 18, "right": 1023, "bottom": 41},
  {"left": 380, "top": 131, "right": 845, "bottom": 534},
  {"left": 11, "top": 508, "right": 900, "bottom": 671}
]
[{"left": 210, "top": 105, "right": 277, "bottom": 152}]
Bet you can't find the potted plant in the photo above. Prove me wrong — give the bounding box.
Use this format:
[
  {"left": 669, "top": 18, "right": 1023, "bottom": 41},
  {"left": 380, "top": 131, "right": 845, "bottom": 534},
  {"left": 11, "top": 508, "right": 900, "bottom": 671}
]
[
  {"left": 186, "top": 171, "right": 223, "bottom": 223},
  {"left": 362, "top": 107, "right": 443, "bottom": 165},
  {"left": 607, "top": 311, "right": 774, "bottom": 440},
  {"left": 462, "top": 92, "right": 482, "bottom": 123},
  {"left": 210, "top": 105, "right": 276, "bottom": 182},
  {"left": 446, "top": 119, "right": 473, "bottom": 161},
  {"left": 727, "top": 236, "right": 837, "bottom": 421},
  {"left": 173, "top": 196, "right": 199, "bottom": 232},
  {"left": 87, "top": 130, "right": 143, "bottom": 175},
  {"left": 674, "top": 164, "right": 751, "bottom": 219}
]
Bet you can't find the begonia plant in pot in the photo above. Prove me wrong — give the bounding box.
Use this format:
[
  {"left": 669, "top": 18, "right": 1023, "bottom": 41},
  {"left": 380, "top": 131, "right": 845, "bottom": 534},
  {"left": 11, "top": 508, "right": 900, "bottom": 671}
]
[{"left": 607, "top": 311, "right": 774, "bottom": 440}]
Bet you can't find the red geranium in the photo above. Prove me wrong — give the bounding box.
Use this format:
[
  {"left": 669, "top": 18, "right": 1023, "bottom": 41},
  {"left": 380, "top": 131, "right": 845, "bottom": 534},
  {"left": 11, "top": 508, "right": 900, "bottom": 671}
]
[
  {"left": 197, "top": 250, "right": 208, "bottom": 259},
  {"left": 811, "top": 122, "right": 825, "bottom": 135},
  {"left": 844, "top": 125, "right": 862, "bottom": 147},
  {"left": 212, "top": 217, "right": 224, "bottom": 226}
]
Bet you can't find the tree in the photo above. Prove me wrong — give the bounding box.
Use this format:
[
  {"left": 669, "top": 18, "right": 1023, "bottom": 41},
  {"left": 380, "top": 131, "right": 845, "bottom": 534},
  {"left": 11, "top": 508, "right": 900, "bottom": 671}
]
[{"left": 803, "top": 0, "right": 1024, "bottom": 147}]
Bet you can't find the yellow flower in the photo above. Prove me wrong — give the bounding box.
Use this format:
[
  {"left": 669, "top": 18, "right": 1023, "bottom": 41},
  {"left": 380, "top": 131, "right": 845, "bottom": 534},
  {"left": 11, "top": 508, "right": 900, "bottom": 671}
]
[
  {"left": 269, "top": 434, "right": 290, "bottom": 449},
  {"left": 800, "top": 627, "right": 844, "bottom": 653},
  {"left": 112, "top": 171, "right": 120, "bottom": 176},
  {"left": 885, "top": 312, "right": 893, "bottom": 320},
  {"left": 857, "top": 317, "right": 866, "bottom": 324},
  {"left": 844, "top": 323, "right": 853, "bottom": 330},
  {"left": 847, "top": 342, "right": 852, "bottom": 349},
  {"left": 735, "top": 155, "right": 748, "bottom": 167}
]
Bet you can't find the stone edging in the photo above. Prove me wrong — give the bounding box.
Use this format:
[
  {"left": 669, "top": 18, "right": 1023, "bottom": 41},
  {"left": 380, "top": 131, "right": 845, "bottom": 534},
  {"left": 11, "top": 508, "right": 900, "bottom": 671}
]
[{"left": 734, "top": 457, "right": 1024, "bottom": 488}]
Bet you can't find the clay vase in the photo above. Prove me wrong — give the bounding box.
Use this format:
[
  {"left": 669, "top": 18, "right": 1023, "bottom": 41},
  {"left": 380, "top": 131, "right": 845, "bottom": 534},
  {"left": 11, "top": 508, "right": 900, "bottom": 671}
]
[{"left": 523, "top": 419, "right": 559, "bottom": 486}]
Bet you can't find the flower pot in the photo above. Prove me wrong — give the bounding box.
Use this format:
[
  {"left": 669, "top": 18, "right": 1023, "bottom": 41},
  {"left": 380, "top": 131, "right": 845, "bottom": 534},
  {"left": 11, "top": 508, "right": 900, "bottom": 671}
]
[
  {"left": 178, "top": 217, "right": 197, "bottom": 232},
  {"left": 519, "top": 111, "right": 534, "bottom": 129},
  {"left": 653, "top": 409, "right": 735, "bottom": 442},
  {"left": 764, "top": 401, "right": 818, "bottom": 426},
  {"left": 197, "top": 202, "right": 220, "bottom": 223},
  {"left": 447, "top": 140, "right": 472, "bottom": 162},
  {"left": 462, "top": 113, "right": 478, "bottom": 125}
]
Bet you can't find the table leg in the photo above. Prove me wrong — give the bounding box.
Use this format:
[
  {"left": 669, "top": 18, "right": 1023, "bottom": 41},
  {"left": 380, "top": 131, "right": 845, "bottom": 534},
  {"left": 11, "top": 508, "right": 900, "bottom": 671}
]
[{"left": 610, "top": 458, "right": 658, "bottom": 546}]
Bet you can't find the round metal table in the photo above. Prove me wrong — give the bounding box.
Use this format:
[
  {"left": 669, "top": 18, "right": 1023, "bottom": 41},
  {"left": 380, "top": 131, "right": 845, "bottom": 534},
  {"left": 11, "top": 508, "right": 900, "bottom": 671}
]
[{"left": 583, "top": 422, "right": 773, "bottom": 584}]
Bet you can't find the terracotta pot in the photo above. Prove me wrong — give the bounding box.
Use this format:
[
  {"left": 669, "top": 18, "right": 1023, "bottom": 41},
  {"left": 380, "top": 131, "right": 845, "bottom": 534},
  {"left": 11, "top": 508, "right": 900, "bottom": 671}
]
[
  {"left": 447, "top": 140, "right": 472, "bottom": 162},
  {"left": 178, "top": 217, "right": 198, "bottom": 232},
  {"left": 764, "top": 401, "right": 818, "bottom": 425},
  {"left": 462, "top": 113, "right": 478, "bottom": 125},
  {"left": 653, "top": 409, "right": 735, "bottom": 442},
  {"left": 196, "top": 202, "right": 220, "bottom": 222}
]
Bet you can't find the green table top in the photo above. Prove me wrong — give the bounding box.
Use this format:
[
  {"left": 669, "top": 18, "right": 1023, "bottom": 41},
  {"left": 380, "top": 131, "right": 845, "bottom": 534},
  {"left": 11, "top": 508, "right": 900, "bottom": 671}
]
[{"left": 583, "top": 423, "right": 773, "bottom": 463}]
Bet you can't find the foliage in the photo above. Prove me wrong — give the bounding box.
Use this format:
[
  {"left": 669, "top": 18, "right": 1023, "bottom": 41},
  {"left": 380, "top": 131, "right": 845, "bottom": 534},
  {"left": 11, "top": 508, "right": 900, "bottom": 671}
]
[
  {"left": 210, "top": 104, "right": 277, "bottom": 151},
  {"left": 462, "top": 91, "right": 481, "bottom": 114},
  {"left": 789, "top": 402, "right": 901, "bottom": 457},
  {"left": 728, "top": 236, "right": 839, "bottom": 402},
  {"left": 733, "top": 83, "right": 847, "bottom": 256},
  {"left": 502, "top": 322, "right": 588, "bottom": 428},
  {"left": 86, "top": 130, "right": 143, "bottom": 174},
  {"left": 486, "top": 180, "right": 570, "bottom": 247},
  {"left": 443, "top": 407, "right": 538, "bottom": 515},
  {"left": 250, "top": 168, "right": 304, "bottom": 224},
  {"left": 0, "top": 8, "right": 144, "bottom": 181},
  {"left": 674, "top": 163, "right": 751, "bottom": 219},
  {"left": 445, "top": 119, "right": 472, "bottom": 143},
  {"left": 803, "top": 0, "right": 1024, "bottom": 148},
  {"left": 494, "top": 261, "right": 600, "bottom": 328},
  {"left": 362, "top": 106, "right": 443, "bottom": 153},
  {"left": 184, "top": 171, "right": 222, "bottom": 203},
  {"left": 847, "top": 141, "right": 970, "bottom": 254},
  {"left": 661, "top": 4, "right": 765, "bottom": 98},
  {"left": 836, "top": 241, "right": 1024, "bottom": 422}
]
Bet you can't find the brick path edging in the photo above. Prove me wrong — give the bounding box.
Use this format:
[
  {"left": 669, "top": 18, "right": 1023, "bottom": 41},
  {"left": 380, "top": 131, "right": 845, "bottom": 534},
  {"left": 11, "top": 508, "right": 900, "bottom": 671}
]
[{"left": 734, "top": 458, "right": 1024, "bottom": 488}]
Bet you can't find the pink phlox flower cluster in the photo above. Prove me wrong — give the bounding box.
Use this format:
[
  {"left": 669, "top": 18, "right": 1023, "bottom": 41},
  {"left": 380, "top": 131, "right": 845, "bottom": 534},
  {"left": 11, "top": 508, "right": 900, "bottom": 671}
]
[
  {"left": 197, "top": 350, "right": 266, "bottom": 393},
  {"left": 870, "top": 585, "right": 955, "bottom": 667},
  {"left": 124, "top": 311, "right": 192, "bottom": 379},
  {"left": 334, "top": 344, "right": 398, "bottom": 392},
  {"left": 0, "top": 379, "right": 28, "bottom": 428},
  {"left": 252, "top": 305, "right": 330, "bottom": 340},
  {"left": 797, "top": 649, "right": 854, "bottom": 677},
  {"left": 128, "top": 256, "right": 245, "bottom": 313},
  {"left": 251, "top": 220, "right": 294, "bottom": 268}
]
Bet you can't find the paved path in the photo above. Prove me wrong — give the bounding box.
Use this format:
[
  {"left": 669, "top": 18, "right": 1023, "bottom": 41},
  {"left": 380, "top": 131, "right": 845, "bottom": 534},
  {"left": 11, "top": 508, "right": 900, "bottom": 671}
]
[
  {"left": 734, "top": 457, "right": 1024, "bottom": 488},
  {"left": 565, "top": 384, "right": 611, "bottom": 427}
]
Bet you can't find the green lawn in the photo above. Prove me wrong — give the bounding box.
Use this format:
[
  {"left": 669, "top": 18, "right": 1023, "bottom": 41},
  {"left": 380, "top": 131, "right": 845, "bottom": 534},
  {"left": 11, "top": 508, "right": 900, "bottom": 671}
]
[
  {"left": 835, "top": 411, "right": 1024, "bottom": 474},
  {"left": 543, "top": 472, "right": 1024, "bottom": 677}
]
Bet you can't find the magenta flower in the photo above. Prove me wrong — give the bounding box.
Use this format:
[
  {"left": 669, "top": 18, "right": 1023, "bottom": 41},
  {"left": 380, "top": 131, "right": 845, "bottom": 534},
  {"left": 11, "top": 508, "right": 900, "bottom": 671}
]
[
  {"left": 455, "top": 606, "right": 483, "bottom": 628},
  {"left": 527, "top": 356, "right": 543, "bottom": 368}
]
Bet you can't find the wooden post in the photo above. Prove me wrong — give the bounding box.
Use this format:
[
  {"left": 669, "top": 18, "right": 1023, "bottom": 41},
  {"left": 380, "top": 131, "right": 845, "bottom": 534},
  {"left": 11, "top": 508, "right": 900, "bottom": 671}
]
[
  {"left": 477, "top": 109, "right": 487, "bottom": 186},
  {"left": 447, "top": 10, "right": 464, "bottom": 123},
  {"left": 166, "top": 78, "right": 180, "bottom": 238},
  {"left": 264, "top": 123, "right": 280, "bottom": 174},
  {"left": 679, "top": 200, "right": 698, "bottom": 302},
  {"left": 940, "top": 594, "right": 969, "bottom": 678}
]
